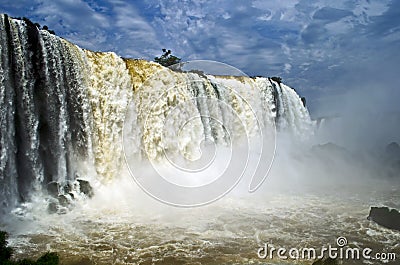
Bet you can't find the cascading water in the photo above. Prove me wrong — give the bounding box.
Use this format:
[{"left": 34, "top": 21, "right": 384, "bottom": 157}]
[
  {"left": 0, "top": 14, "right": 313, "bottom": 209},
  {"left": 0, "top": 14, "right": 95, "bottom": 208}
]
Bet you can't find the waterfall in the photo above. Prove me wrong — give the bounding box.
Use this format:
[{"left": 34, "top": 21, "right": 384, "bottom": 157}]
[
  {"left": 0, "top": 14, "right": 95, "bottom": 207},
  {"left": 0, "top": 14, "right": 314, "bottom": 209}
]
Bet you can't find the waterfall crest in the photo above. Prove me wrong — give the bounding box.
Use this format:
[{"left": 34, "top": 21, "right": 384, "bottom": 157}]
[{"left": 0, "top": 14, "right": 314, "bottom": 208}]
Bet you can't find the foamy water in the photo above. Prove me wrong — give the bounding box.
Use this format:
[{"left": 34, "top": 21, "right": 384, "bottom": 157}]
[{"left": 2, "top": 172, "right": 399, "bottom": 265}]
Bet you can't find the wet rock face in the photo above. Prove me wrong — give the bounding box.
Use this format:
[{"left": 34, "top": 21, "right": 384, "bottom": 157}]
[
  {"left": 368, "top": 207, "right": 400, "bottom": 231},
  {"left": 63, "top": 182, "right": 73, "bottom": 194},
  {"left": 47, "top": 201, "right": 58, "bottom": 214},
  {"left": 46, "top": 182, "right": 60, "bottom": 197},
  {"left": 58, "top": 194, "right": 69, "bottom": 207},
  {"left": 46, "top": 179, "right": 94, "bottom": 214},
  {"left": 301, "top": 96, "right": 306, "bottom": 107},
  {"left": 77, "top": 179, "right": 94, "bottom": 198}
]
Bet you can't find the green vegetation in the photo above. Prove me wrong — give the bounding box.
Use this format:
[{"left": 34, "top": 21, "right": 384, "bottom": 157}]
[
  {"left": 40, "top": 25, "right": 56, "bottom": 35},
  {"left": 251, "top": 76, "right": 282, "bottom": 84},
  {"left": 0, "top": 231, "right": 12, "bottom": 262},
  {"left": 11, "top": 16, "right": 56, "bottom": 35},
  {"left": 154, "top": 49, "right": 181, "bottom": 67},
  {"left": 0, "top": 231, "right": 59, "bottom": 265}
]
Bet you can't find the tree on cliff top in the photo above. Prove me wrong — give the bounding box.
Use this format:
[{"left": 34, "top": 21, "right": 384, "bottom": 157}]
[{"left": 154, "top": 49, "right": 181, "bottom": 67}]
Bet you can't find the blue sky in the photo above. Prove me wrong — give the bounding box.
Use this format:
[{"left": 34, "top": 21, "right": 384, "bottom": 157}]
[{"left": 1, "top": 0, "right": 399, "bottom": 117}]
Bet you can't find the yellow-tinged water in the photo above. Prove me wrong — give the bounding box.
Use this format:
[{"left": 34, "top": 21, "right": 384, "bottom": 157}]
[
  {"left": 124, "top": 59, "right": 164, "bottom": 92},
  {"left": 84, "top": 51, "right": 134, "bottom": 181}
]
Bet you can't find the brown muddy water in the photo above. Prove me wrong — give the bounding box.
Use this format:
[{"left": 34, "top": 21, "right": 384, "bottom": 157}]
[{"left": 1, "top": 177, "right": 399, "bottom": 265}]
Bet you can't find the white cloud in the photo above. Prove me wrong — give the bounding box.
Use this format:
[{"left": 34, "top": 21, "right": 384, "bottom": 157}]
[
  {"left": 111, "top": 2, "right": 159, "bottom": 57},
  {"left": 284, "top": 63, "right": 292, "bottom": 73},
  {"left": 2, "top": 0, "right": 161, "bottom": 57},
  {"left": 222, "top": 12, "right": 231, "bottom": 19},
  {"left": 34, "top": 0, "right": 110, "bottom": 29},
  {"left": 353, "top": 0, "right": 391, "bottom": 18}
]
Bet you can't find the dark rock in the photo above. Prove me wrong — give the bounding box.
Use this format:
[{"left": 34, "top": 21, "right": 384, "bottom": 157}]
[
  {"left": 47, "top": 182, "right": 59, "bottom": 197},
  {"left": 68, "top": 257, "right": 94, "bottom": 265},
  {"left": 77, "top": 179, "right": 94, "bottom": 198},
  {"left": 312, "top": 257, "right": 338, "bottom": 265},
  {"left": 368, "top": 207, "right": 400, "bottom": 231},
  {"left": 63, "top": 182, "right": 74, "bottom": 194},
  {"left": 58, "top": 195, "right": 69, "bottom": 207},
  {"left": 36, "top": 252, "right": 59, "bottom": 264},
  {"left": 386, "top": 142, "right": 400, "bottom": 157},
  {"left": 47, "top": 202, "right": 58, "bottom": 214},
  {"left": 301, "top": 97, "right": 306, "bottom": 107},
  {"left": 312, "top": 142, "right": 347, "bottom": 153},
  {"left": 310, "top": 142, "right": 352, "bottom": 162}
]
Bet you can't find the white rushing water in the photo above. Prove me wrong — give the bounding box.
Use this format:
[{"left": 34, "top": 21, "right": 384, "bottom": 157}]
[{"left": 0, "top": 14, "right": 314, "bottom": 208}]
